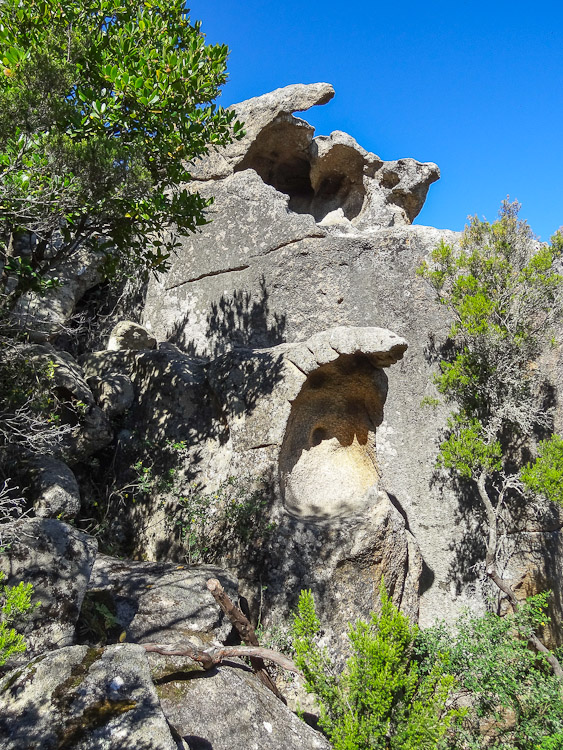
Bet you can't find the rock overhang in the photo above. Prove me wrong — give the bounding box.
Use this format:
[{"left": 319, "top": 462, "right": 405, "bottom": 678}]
[{"left": 189, "top": 81, "right": 440, "bottom": 230}]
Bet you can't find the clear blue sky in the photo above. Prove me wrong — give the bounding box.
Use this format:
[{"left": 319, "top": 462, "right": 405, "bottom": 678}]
[{"left": 190, "top": 0, "right": 563, "bottom": 240}]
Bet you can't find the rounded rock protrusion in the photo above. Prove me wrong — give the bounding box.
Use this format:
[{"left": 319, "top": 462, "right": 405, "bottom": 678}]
[{"left": 107, "top": 322, "right": 156, "bottom": 351}]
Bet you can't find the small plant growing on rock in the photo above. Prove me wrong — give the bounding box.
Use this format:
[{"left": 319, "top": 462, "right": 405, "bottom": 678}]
[
  {"left": 292, "top": 584, "right": 458, "bottom": 749},
  {"left": 0, "top": 572, "right": 37, "bottom": 666},
  {"left": 170, "top": 475, "right": 276, "bottom": 564}
]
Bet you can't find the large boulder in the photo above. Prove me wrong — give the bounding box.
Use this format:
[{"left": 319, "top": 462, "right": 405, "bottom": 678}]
[
  {"left": 24, "top": 455, "right": 81, "bottom": 520},
  {"left": 0, "top": 519, "right": 97, "bottom": 667},
  {"left": 76, "top": 327, "right": 422, "bottom": 651},
  {"left": 139, "top": 83, "right": 485, "bottom": 631},
  {"left": 88, "top": 556, "right": 239, "bottom": 646},
  {"left": 154, "top": 659, "right": 331, "bottom": 750},
  {"left": 0, "top": 644, "right": 179, "bottom": 750}
]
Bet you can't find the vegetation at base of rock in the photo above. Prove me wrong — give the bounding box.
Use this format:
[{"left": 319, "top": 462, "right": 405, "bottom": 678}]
[
  {"left": 82, "top": 431, "right": 276, "bottom": 560},
  {"left": 292, "top": 584, "right": 458, "bottom": 749},
  {"left": 418, "top": 201, "right": 563, "bottom": 676},
  {"left": 418, "top": 594, "right": 563, "bottom": 748},
  {"left": 0, "top": 571, "right": 36, "bottom": 666},
  {"left": 168, "top": 474, "right": 276, "bottom": 564},
  {"left": 0, "top": 0, "right": 243, "bottom": 306}
]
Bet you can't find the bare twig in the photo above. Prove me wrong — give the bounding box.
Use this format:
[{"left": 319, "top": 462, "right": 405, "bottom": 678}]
[
  {"left": 142, "top": 641, "right": 300, "bottom": 675},
  {"left": 206, "top": 577, "right": 286, "bottom": 700}
]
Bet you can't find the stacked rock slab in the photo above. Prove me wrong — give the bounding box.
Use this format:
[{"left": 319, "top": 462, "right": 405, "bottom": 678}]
[
  {"left": 139, "top": 82, "right": 563, "bottom": 631},
  {"left": 139, "top": 83, "right": 463, "bottom": 628}
]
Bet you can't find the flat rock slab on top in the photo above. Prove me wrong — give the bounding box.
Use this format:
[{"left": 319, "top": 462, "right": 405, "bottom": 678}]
[
  {"left": 283, "top": 325, "right": 408, "bottom": 375},
  {"left": 89, "top": 555, "right": 239, "bottom": 646}
]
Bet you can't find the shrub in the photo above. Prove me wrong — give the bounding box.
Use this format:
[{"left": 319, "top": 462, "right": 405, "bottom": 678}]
[
  {"left": 418, "top": 594, "right": 563, "bottom": 748},
  {"left": 292, "top": 584, "right": 458, "bottom": 750}
]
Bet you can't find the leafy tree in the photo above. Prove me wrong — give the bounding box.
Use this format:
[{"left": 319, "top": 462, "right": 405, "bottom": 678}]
[
  {"left": 418, "top": 201, "right": 563, "bottom": 676},
  {"left": 418, "top": 594, "right": 563, "bottom": 749},
  {"left": 0, "top": 572, "right": 36, "bottom": 666},
  {"left": 292, "top": 584, "right": 458, "bottom": 750},
  {"left": 0, "top": 0, "right": 243, "bottom": 306}
]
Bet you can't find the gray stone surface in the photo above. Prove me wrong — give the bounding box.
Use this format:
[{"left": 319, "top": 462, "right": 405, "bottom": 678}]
[
  {"left": 154, "top": 659, "right": 331, "bottom": 750},
  {"left": 189, "top": 82, "right": 336, "bottom": 180},
  {"left": 0, "top": 519, "right": 97, "bottom": 666},
  {"left": 186, "top": 82, "right": 438, "bottom": 233},
  {"left": 77, "top": 326, "right": 422, "bottom": 648},
  {"left": 142, "top": 170, "right": 471, "bottom": 627},
  {"left": 0, "top": 644, "right": 178, "bottom": 750},
  {"left": 88, "top": 372, "right": 135, "bottom": 417},
  {"left": 10, "top": 248, "right": 104, "bottom": 341},
  {"left": 25, "top": 455, "right": 81, "bottom": 519},
  {"left": 88, "top": 556, "right": 239, "bottom": 646},
  {"left": 107, "top": 321, "right": 157, "bottom": 351},
  {"left": 28, "top": 344, "right": 113, "bottom": 459},
  {"left": 140, "top": 189, "right": 480, "bottom": 627}
]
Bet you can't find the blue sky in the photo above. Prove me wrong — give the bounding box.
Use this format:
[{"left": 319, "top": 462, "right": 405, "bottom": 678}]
[{"left": 190, "top": 0, "right": 563, "bottom": 240}]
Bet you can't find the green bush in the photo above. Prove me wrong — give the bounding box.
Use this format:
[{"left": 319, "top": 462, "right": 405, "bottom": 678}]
[
  {"left": 418, "top": 594, "right": 563, "bottom": 749},
  {"left": 292, "top": 584, "right": 458, "bottom": 750},
  {"left": 0, "top": 0, "right": 243, "bottom": 304}
]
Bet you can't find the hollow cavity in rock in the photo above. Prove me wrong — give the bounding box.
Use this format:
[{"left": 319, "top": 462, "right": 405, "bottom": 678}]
[
  {"left": 279, "top": 354, "right": 388, "bottom": 519},
  {"left": 234, "top": 118, "right": 366, "bottom": 222}
]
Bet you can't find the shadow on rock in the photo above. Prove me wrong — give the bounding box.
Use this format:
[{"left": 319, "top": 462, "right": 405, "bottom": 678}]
[{"left": 168, "top": 275, "right": 286, "bottom": 357}]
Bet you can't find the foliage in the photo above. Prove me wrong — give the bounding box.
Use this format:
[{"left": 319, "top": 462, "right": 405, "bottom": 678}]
[
  {"left": 168, "top": 474, "right": 276, "bottom": 564},
  {"left": 417, "top": 201, "right": 563, "bottom": 678},
  {"left": 417, "top": 201, "right": 563, "bottom": 446},
  {"left": 0, "top": 0, "right": 243, "bottom": 304},
  {"left": 0, "top": 571, "right": 37, "bottom": 666},
  {"left": 77, "top": 589, "right": 122, "bottom": 645},
  {"left": 85, "top": 435, "right": 275, "bottom": 560},
  {"left": 437, "top": 416, "right": 502, "bottom": 480},
  {"left": 0, "top": 341, "right": 72, "bottom": 464},
  {"left": 521, "top": 434, "right": 563, "bottom": 508},
  {"left": 418, "top": 595, "right": 563, "bottom": 749},
  {"left": 0, "top": 477, "right": 26, "bottom": 552},
  {"left": 292, "top": 584, "right": 458, "bottom": 750}
]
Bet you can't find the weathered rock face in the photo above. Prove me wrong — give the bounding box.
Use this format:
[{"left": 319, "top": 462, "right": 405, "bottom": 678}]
[
  {"left": 154, "top": 659, "right": 331, "bottom": 750},
  {"left": 88, "top": 556, "right": 238, "bottom": 646},
  {"left": 24, "top": 455, "right": 81, "bottom": 520},
  {"left": 137, "top": 82, "right": 469, "bottom": 629},
  {"left": 28, "top": 344, "right": 113, "bottom": 460},
  {"left": 188, "top": 82, "right": 439, "bottom": 229},
  {"left": 10, "top": 247, "right": 104, "bottom": 342},
  {"left": 137, "top": 82, "right": 563, "bottom": 632},
  {"left": 77, "top": 326, "right": 422, "bottom": 652},
  {"left": 107, "top": 321, "right": 157, "bottom": 352},
  {"left": 0, "top": 644, "right": 179, "bottom": 750},
  {"left": 0, "top": 519, "right": 97, "bottom": 667}
]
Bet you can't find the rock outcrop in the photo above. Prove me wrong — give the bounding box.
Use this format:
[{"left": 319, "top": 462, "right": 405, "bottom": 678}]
[
  {"left": 137, "top": 83, "right": 469, "bottom": 628},
  {"left": 5, "top": 80, "right": 563, "bottom": 748},
  {"left": 0, "top": 519, "right": 97, "bottom": 665}
]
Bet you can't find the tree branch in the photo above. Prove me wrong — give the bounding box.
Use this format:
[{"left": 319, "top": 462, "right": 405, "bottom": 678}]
[
  {"left": 206, "top": 577, "right": 286, "bottom": 701},
  {"left": 476, "top": 471, "right": 563, "bottom": 680},
  {"left": 142, "top": 642, "right": 300, "bottom": 675}
]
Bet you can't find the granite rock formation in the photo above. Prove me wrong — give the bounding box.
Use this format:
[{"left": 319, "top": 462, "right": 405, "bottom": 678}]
[{"left": 3, "top": 81, "right": 563, "bottom": 749}]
